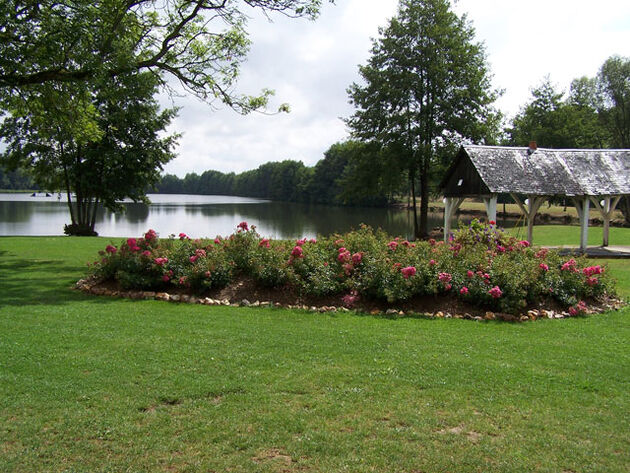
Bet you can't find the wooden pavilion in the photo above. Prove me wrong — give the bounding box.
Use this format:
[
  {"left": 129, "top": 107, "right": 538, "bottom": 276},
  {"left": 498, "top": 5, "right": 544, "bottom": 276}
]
[{"left": 440, "top": 143, "right": 630, "bottom": 250}]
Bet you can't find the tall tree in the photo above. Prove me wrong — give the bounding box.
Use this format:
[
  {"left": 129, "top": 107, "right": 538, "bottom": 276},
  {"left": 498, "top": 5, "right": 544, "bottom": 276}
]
[
  {"left": 507, "top": 78, "right": 609, "bottom": 148},
  {"left": 346, "top": 0, "right": 499, "bottom": 238},
  {"left": 1, "top": 72, "right": 178, "bottom": 235},
  {"left": 598, "top": 56, "right": 630, "bottom": 224}
]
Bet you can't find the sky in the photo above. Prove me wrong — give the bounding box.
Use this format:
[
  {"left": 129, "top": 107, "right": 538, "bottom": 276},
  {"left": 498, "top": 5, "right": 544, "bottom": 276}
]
[{"left": 161, "top": 0, "right": 630, "bottom": 177}]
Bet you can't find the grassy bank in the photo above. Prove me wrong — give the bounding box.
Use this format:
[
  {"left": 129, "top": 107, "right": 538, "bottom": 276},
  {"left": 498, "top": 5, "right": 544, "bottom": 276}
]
[{"left": 1, "top": 231, "right": 629, "bottom": 472}]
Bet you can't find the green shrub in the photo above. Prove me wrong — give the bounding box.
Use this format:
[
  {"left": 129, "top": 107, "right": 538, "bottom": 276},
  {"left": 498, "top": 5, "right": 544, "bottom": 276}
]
[{"left": 88, "top": 221, "right": 617, "bottom": 314}]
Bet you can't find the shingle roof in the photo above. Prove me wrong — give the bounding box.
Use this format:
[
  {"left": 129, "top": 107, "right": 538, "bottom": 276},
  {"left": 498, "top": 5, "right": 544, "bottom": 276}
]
[{"left": 451, "top": 145, "right": 630, "bottom": 196}]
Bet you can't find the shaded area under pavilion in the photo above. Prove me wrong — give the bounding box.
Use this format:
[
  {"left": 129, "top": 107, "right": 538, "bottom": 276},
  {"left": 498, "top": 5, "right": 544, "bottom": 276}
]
[{"left": 440, "top": 144, "right": 630, "bottom": 252}]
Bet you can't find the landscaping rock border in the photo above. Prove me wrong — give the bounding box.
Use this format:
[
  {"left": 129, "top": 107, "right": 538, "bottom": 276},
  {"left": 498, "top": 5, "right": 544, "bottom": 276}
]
[{"left": 75, "top": 277, "right": 625, "bottom": 322}]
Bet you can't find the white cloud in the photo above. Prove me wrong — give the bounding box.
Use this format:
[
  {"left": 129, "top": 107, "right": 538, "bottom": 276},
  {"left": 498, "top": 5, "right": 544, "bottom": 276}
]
[{"left": 162, "top": 0, "right": 630, "bottom": 177}]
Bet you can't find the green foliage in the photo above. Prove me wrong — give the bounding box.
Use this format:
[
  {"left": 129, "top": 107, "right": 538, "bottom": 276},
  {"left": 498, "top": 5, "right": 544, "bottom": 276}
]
[
  {"left": 90, "top": 220, "right": 617, "bottom": 314},
  {"left": 0, "top": 0, "right": 330, "bottom": 113}
]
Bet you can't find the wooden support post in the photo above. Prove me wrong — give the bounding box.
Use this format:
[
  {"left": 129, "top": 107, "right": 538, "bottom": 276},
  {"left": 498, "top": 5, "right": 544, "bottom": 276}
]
[
  {"left": 511, "top": 194, "right": 545, "bottom": 245},
  {"left": 482, "top": 194, "right": 498, "bottom": 224},
  {"left": 444, "top": 197, "right": 465, "bottom": 242},
  {"left": 590, "top": 195, "right": 621, "bottom": 247},
  {"left": 573, "top": 197, "right": 590, "bottom": 252}
]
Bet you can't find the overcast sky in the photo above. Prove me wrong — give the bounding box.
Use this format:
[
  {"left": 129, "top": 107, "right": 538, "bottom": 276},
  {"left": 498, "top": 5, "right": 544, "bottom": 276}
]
[{"left": 161, "top": 0, "right": 630, "bottom": 177}]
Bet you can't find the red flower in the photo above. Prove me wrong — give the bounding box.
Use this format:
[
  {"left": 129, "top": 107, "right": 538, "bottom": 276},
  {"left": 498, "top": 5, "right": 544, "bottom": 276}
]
[
  {"left": 237, "top": 221, "right": 249, "bottom": 231},
  {"left": 178, "top": 233, "right": 188, "bottom": 240},
  {"left": 489, "top": 220, "right": 496, "bottom": 225},
  {"left": 401, "top": 266, "right": 416, "bottom": 279},
  {"left": 105, "top": 245, "right": 117, "bottom": 254},
  {"left": 291, "top": 246, "right": 303, "bottom": 258},
  {"left": 127, "top": 238, "right": 137, "bottom": 248},
  {"left": 488, "top": 286, "right": 502, "bottom": 299},
  {"left": 144, "top": 229, "right": 157, "bottom": 242}
]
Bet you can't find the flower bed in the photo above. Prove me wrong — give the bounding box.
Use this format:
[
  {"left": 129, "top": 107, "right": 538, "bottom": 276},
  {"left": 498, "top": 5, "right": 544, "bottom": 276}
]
[{"left": 82, "top": 220, "right": 619, "bottom": 319}]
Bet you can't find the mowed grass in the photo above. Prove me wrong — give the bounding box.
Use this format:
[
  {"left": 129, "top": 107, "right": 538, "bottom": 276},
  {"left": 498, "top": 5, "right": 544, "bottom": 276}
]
[{"left": 1, "top": 231, "right": 629, "bottom": 472}]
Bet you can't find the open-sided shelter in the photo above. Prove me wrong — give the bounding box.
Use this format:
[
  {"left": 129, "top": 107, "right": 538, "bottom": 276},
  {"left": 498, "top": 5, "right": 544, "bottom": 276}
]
[{"left": 440, "top": 143, "right": 630, "bottom": 250}]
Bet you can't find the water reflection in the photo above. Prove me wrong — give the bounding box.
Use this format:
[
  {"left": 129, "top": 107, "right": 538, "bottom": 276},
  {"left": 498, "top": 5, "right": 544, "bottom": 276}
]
[{"left": 0, "top": 193, "right": 497, "bottom": 239}]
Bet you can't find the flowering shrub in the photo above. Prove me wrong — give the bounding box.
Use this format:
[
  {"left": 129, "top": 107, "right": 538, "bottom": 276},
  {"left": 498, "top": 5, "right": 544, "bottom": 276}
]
[{"left": 88, "top": 221, "right": 616, "bottom": 313}]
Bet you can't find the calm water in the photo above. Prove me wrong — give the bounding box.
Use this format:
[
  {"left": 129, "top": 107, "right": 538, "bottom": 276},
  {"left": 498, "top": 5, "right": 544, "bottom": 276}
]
[{"left": 0, "top": 193, "right": 454, "bottom": 239}]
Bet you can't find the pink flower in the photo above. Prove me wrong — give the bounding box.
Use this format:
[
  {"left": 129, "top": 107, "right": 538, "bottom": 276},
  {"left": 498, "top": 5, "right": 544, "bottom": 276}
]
[
  {"left": 352, "top": 252, "right": 363, "bottom": 265},
  {"left": 338, "top": 249, "right": 351, "bottom": 263},
  {"left": 162, "top": 275, "right": 170, "bottom": 282},
  {"left": 127, "top": 238, "right": 137, "bottom": 248},
  {"left": 429, "top": 259, "right": 437, "bottom": 266},
  {"left": 586, "top": 277, "right": 599, "bottom": 286},
  {"left": 259, "top": 238, "right": 270, "bottom": 248},
  {"left": 568, "top": 306, "right": 578, "bottom": 316},
  {"left": 144, "top": 229, "right": 157, "bottom": 241},
  {"left": 309, "top": 238, "right": 317, "bottom": 244},
  {"left": 342, "top": 263, "right": 353, "bottom": 275},
  {"left": 467, "top": 270, "right": 474, "bottom": 278},
  {"left": 105, "top": 245, "right": 117, "bottom": 254},
  {"left": 178, "top": 276, "right": 187, "bottom": 286},
  {"left": 438, "top": 272, "right": 452, "bottom": 284},
  {"left": 195, "top": 249, "right": 206, "bottom": 258},
  {"left": 189, "top": 255, "right": 198, "bottom": 263},
  {"left": 428, "top": 238, "right": 436, "bottom": 246},
  {"left": 444, "top": 283, "right": 452, "bottom": 291},
  {"left": 296, "top": 238, "right": 307, "bottom": 247},
  {"left": 178, "top": 233, "right": 188, "bottom": 240},
  {"left": 334, "top": 239, "right": 344, "bottom": 247},
  {"left": 561, "top": 259, "right": 578, "bottom": 272},
  {"left": 142, "top": 250, "right": 151, "bottom": 257},
  {"left": 496, "top": 245, "right": 506, "bottom": 253},
  {"left": 342, "top": 291, "right": 359, "bottom": 308},
  {"left": 488, "top": 286, "right": 502, "bottom": 299},
  {"left": 460, "top": 286, "right": 469, "bottom": 295},
  {"left": 583, "top": 265, "right": 603, "bottom": 277},
  {"left": 205, "top": 271, "right": 211, "bottom": 278},
  {"left": 402, "top": 240, "right": 411, "bottom": 247},
  {"left": 388, "top": 241, "right": 398, "bottom": 251},
  {"left": 237, "top": 221, "right": 249, "bottom": 231},
  {"left": 154, "top": 257, "right": 168, "bottom": 266},
  {"left": 519, "top": 240, "right": 530, "bottom": 248},
  {"left": 401, "top": 266, "right": 416, "bottom": 279},
  {"left": 539, "top": 263, "right": 549, "bottom": 271},
  {"left": 214, "top": 238, "right": 221, "bottom": 245},
  {"left": 291, "top": 246, "right": 303, "bottom": 258}
]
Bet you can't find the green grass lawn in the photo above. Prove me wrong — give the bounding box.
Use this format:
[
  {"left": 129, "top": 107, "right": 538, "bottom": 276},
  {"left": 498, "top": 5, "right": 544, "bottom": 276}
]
[{"left": 1, "top": 231, "right": 629, "bottom": 472}]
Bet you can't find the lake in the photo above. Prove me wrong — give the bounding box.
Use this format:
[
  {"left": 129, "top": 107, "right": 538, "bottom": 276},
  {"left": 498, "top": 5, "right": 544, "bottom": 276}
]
[{"left": 1, "top": 193, "right": 466, "bottom": 239}]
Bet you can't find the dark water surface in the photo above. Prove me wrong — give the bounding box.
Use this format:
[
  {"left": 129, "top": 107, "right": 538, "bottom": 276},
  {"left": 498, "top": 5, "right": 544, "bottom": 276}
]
[{"left": 1, "top": 193, "right": 458, "bottom": 239}]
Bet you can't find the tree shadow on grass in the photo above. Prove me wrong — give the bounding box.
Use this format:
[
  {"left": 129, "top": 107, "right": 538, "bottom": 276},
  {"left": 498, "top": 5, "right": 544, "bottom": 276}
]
[{"left": 0, "top": 257, "right": 117, "bottom": 308}]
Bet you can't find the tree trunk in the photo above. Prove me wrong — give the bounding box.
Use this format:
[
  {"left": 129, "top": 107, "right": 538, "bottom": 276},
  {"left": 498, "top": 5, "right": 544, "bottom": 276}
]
[
  {"left": 418, "top": 155, "right": 430, "bottom": 238},
  {"left": 409, "top": 168, "right": 419, "bottom": 239}
]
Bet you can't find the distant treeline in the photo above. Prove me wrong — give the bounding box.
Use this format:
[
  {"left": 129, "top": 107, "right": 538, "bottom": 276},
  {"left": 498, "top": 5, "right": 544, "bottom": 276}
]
[
  {"left": 0, "top": 167, "right": 36, "bottom": 190},
  {"left": 156, "top": 141, "right": 395, "bottom": 206}
]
